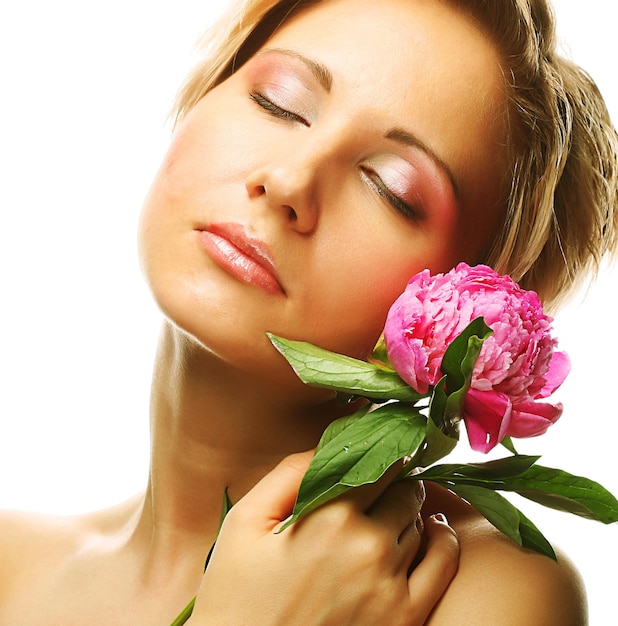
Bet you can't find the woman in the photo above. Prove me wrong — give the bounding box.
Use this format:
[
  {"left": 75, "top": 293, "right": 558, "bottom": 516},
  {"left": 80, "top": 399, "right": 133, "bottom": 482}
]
[{"left": 0, "top": 0, "right": 616, "bottom": 624}]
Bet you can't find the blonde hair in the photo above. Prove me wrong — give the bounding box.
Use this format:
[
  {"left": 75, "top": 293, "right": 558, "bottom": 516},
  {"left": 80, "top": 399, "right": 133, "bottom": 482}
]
[
  {"left": 173, "top": 1, "right": 315, "bottom": 119},
  {"left": 173, "top": 0, "right": 618, "bottom": 311},
  {"left": 455, "top": 0, "right": 618, "bottom": 310}
]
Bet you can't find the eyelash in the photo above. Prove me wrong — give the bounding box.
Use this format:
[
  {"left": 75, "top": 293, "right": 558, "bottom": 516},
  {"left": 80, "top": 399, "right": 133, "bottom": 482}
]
[
  {"left": 250, "top": 92, "right": 421, "bottom": 222},
  {"left": 361, "top": 168, "right": 422, "bottom": 222},
  {"left": 250, "top": 92, "right": 309, "bottom": 126}
]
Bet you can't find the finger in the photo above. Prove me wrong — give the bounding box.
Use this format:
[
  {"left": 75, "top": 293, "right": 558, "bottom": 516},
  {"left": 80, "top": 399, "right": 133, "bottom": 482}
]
[
  {"left": 364, "top": 478, "right": 426, "bottom": 569},
  {"left": 334, "top": 459, "right": 407, "bottom": 513},
  {"left": 398, "top": 512, "right": 424, "bottom": 558},
  {"left": 233, "top": 450, "right": 314, "bottom": 531},
  {"left": 407, "top": 513, "right": 459, "bottom": 621},
  {"left": 368, "top": 478, "right": 425, "bottom": 530}
]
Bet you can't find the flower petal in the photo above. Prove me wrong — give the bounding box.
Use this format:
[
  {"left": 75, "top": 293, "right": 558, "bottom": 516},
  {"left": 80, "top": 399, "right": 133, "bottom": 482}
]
[
  {"left": 507, "top": 400, "right": 563, "bottom": 438},
  {"left": 463, "top": 388, "right": 512, "bottom": 453},
  {"left": 537, "top": 351, "right": 571, "bottom": 398}
]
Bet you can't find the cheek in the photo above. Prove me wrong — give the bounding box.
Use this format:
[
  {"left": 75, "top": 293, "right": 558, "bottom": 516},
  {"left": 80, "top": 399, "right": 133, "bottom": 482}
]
[
  {"left": 300, "top": 216, "right": 471, "bottom": 359},
  {"left": 156, "top": 124, "right": 219, "bottom": 202},
  {"left": 138, "top": 136, "right": 205, "bottom": 243},
  {"left": 297, "top": 244, "right": 419, "bottom": 358},
  {"left": 155, "top": 97, "right": 253, "bottom": 200},
  {"left": 138, "top": 105, "right": 249, "bottom": 244}
]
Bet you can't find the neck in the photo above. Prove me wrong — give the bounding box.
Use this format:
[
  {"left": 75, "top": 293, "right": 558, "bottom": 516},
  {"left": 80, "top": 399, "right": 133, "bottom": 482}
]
[{"left": 133, "top": 320, "right": 352, "bottom": 564}]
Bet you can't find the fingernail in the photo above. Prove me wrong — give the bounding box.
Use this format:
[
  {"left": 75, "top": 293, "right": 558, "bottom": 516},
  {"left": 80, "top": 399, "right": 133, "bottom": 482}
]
[{"left": 432, "top": 512, "right": 448, "bottom": 524}]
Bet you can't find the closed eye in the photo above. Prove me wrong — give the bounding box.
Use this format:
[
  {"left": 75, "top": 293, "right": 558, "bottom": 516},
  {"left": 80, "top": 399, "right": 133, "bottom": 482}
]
[
  {"left": 249, "top": 93, "right": 310, "bottom": 127},
  {"left": 360, "top": 167, "right": 424, "bottom": 223}
]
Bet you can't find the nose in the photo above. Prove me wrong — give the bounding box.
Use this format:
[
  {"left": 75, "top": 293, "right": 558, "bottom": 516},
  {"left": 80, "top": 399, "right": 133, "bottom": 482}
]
[{"left": 245, "top": 150, "right": 321, "bottom": 234}]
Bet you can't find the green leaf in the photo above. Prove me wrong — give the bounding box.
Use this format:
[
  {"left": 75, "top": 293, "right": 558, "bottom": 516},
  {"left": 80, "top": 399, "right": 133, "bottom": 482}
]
[
  {"left": 418, "top": 455, "right": 541, "bottom": 483},
  {"left": 445, "top": 483, "right": 519, "bottom": 542},
  {"left": 446, "top": 483, "right": 556, "bottom": 560},
  {"left": 427, "top": 376, "right": 460, "bottom": 439},
  {"left": 425, "top": 318, "right": 492, "bottom": 431},
  {"left": 441, "top": 317, "right": 493, "bottom": 394},
  {"left": 517, "top": 508, "right": 556, "bottom": 559},
  {"left": 498, "top": 466, "right": 618, "bottom": 523},
  {"left": 408, "top": 417, "right": 458, "bottom": 468},
  {"left": 443, "top": 320, "right": 492, "bottom": 427},
  {"left": 418, "top": 457, "right": 618, "bottom": 524},
  {"left": 428, "top": 375, "right": 448, "bottom": 427},
  {"left": 268, "top": 334, "right": 422, "bottom": 402},
  {"left": 442, "top": 333, "right": 485, "bottom": 418},
  {"left": 280, "top": 405, "right": 427, "bottom": 530},
  {"left": 315, "top": 406, "right": 371, "bottom": 453}
]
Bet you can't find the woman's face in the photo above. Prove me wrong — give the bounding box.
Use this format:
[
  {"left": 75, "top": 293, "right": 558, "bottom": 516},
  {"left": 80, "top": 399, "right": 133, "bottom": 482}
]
[{"left": 139, "top": 0, "right": 508, "bottom": 376}]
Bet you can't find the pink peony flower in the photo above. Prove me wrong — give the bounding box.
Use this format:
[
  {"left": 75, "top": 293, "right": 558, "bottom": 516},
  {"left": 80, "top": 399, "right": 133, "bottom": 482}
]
[{"left": 384, "top": 263, "right": 570, "bottom": 453}]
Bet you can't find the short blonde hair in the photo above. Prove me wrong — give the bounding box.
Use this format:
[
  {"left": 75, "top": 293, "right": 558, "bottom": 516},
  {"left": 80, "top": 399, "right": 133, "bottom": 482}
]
[
  {"left": 173, "top": 0, "right": 618, "bottom": 311},
  {"left": 456, "top": 0, "right": 618, "bottom": 310}
]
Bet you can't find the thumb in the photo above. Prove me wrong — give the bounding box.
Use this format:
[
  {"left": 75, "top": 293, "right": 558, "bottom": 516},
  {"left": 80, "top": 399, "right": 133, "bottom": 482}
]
[{"left": 234, "top": 450, "right": 314, "bottom": 532}]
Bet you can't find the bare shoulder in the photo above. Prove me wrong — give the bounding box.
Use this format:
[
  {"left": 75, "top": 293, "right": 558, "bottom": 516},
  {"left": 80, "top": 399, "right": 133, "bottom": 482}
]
[
  {"left": 0, "top": 497, "right": 141, "bottom": 605},
  {"left": 0, "top": 508, "right": 79, "bottom": 602},
  {"left": 423, "top": 484, "right": 587, "bottom": 626},
  {"left": 0, "top": 507, "right": 81, "bottom": 562}
]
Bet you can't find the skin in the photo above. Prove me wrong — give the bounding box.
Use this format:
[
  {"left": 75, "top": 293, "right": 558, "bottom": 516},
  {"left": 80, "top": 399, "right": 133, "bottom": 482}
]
[{"left": 0, "top": 0, "right": 587, "bottom": 624}]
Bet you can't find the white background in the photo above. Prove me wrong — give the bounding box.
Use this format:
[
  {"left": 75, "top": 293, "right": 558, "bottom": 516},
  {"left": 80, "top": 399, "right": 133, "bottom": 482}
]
[{"left": 0, "top": 1, "right": 616, "bottom": 623}]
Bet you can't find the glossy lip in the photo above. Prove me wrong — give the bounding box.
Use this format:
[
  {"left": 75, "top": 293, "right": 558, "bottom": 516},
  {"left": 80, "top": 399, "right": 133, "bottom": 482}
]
[{"left": 196, "top": 222, "right": 285, "bottom": 295}]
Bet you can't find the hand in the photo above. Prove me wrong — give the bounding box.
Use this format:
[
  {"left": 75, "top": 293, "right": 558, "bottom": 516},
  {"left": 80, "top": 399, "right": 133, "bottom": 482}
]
[{"left": 188, "top": 451, "right": 459, "bottom": 626}]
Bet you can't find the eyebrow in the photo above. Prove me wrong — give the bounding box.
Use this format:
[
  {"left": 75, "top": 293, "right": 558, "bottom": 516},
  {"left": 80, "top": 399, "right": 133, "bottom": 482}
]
[
  {"left": 259, "top": 48, "right": 333, "bottom": 93},
  {"left": 386, "top": 128, "right": 460, "bottom": 201}
]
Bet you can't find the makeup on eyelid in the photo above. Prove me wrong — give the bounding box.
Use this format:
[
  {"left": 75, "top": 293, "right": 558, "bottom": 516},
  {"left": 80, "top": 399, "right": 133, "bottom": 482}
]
[
  {"left": 371, "top": 156, "right": 423, "bottom": 210},
  {"left": 368, "top": 153, "right": 455, "bottom": 219},
  {"left": 247, "top": 53, "right": 324, "bottom": 123}
]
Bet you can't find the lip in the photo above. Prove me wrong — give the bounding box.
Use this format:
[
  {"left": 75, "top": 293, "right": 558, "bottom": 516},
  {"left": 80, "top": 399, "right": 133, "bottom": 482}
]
[{"left": 196, "top": 223, "right": 285, "bottom": 295}]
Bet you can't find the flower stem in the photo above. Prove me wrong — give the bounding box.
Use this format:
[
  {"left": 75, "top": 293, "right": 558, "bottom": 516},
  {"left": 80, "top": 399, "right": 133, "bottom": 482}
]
[{"left": 170, "top": 597, "right": 195, "bottom": 626}]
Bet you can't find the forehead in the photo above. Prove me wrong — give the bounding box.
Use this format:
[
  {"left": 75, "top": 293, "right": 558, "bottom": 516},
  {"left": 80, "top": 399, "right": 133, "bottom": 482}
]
[{"left": 258, "top": 0, "right": 508, "bottom": 211}]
